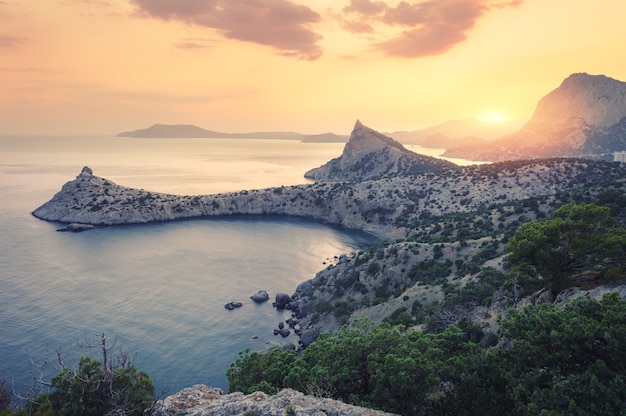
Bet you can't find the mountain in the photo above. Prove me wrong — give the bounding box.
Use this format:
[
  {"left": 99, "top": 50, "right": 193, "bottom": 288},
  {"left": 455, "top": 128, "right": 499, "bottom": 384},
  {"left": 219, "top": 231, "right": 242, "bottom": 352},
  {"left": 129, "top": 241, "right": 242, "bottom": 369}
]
[
  {"left": 389, "top": 118, "right": 525, "bottom": 147},
  {"left": 444, "top": 73, "right": 626, "bottom": 161},
  {"left": 116, "top": 124, "right": 229, "bottom": 138},
  {"left": 304, "top": 120, "right": 457, "bottom": 182},
  {"left": 116, "top": 123, "right": 349, "bottom": 142}
]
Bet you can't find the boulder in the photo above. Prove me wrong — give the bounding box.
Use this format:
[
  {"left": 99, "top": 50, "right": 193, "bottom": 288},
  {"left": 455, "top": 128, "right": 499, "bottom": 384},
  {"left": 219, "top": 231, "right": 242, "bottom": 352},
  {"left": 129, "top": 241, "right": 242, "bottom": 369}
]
[
  {"left": 273, "top": 293, "right": 292, "bottom": 309},
  {"left": 224, "top": 301, "right": 243, "bottom": 310},
  {"left": 250, "top": 290, "right": 269, "bottom": 303}
]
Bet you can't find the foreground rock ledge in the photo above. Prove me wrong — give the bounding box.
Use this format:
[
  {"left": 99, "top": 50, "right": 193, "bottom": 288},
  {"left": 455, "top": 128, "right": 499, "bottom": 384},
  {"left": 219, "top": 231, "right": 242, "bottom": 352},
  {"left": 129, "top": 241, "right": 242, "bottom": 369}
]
[{"left": 154, "top": 385, "right": 397, "bottom": 416}]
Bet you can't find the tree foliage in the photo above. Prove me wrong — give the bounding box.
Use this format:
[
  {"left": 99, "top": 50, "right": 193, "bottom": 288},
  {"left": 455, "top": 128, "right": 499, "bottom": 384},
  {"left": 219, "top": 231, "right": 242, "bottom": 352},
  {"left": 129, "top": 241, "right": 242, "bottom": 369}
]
[
  {"left": 4, "top": 334, "right": 155, "bottom": 416},
  {"left": 228, "top": 318, "right": 479, "bottom": 415},
  {"left": 506, "top": 202, "right": 626, "bottom": 294},
  {"left": 228, "top": 294, "right": 626, "bottom": 416},
  {"left": 43, "top": 356, "right": 155, "bottom": 416}
]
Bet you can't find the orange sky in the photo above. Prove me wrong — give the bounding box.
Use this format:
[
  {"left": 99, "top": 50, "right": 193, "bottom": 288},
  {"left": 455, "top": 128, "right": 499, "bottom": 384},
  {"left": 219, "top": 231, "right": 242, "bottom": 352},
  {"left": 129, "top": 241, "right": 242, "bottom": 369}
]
[{"left": 1, "top": 0, "right": 625, "bottom": 135}]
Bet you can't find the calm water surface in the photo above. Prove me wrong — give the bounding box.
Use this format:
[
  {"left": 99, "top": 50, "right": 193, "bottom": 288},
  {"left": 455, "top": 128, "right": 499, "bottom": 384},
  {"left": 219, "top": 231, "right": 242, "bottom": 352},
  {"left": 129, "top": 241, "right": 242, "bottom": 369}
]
[{"left": 0, "top": 136, "right": 381, "bottom": 395}]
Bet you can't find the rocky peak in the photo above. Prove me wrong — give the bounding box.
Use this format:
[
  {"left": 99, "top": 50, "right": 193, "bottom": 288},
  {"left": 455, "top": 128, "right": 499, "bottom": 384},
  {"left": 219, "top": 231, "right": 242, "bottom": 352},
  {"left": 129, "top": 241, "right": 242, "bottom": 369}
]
[
  {"left": 78, "top": 166, "right": 93, "bottom": 178},
  {"left": 305, "top": 120, "right": 456, "bottom": 182},
  {"left": 342, "top": 120, "right": 406, "bottom": 159},
  {"left": 525, "top": 73, "right": 626, "bottom": 133}
]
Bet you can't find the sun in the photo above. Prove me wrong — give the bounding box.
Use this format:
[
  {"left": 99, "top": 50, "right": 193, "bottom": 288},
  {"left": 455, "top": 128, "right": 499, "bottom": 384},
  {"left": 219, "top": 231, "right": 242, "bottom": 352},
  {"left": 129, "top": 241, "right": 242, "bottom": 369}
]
[{"left": 478, "top": 110, "right": 508, "bottom": 124}]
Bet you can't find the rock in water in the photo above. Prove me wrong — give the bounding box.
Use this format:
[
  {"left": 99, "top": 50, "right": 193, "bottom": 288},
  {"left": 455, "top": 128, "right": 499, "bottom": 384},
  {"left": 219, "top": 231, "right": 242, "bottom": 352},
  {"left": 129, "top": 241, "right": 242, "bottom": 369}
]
[
  {"left": 273, "top": 293, "right": 292, "bottom": 309},
  {"left": 56, "top": 223, "right": 96, "bottom": 232},
  {"left": 250, "top": 290, "right": 270, "bottom": 303}
]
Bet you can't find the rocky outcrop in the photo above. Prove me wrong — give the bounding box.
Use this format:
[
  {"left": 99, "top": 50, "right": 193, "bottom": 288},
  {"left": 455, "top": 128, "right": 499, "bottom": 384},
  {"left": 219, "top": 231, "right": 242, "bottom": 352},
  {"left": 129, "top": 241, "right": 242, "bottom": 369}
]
[
  {"left": 154, "top": 385, "right": 397, "bottom": 416},
  {"left": 445, "top": 73, "right": 626, "bottom": 161},
  {"left": 305, "top": 120, "right": 456, "bottom": 181}
]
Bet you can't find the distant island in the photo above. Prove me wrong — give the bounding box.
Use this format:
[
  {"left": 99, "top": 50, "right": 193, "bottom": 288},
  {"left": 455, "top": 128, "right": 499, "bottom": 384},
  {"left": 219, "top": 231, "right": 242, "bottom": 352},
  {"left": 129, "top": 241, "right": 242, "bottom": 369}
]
[{"left": 116, "top": 124, "right": 348, "bottom": 143}]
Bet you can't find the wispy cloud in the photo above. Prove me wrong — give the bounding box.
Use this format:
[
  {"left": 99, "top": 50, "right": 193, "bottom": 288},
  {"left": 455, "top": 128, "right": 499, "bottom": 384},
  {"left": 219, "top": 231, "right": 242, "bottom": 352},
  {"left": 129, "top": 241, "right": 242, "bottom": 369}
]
[
  {"left": 129, "top": 0, "right": 323, "bottom": 60},
  {"left": 0, "top": 35, "right": 28, "bottom": 47},
  {"left": 341, "top": 0, "right": 524, "bottom": 57},
  {"left": 173, "top": 38, "right": 216, "bottom": 49}
]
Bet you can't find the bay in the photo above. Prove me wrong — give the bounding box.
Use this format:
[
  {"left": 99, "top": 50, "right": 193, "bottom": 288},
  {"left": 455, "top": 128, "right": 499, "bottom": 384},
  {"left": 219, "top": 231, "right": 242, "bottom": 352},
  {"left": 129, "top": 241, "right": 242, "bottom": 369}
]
[{"left": 0, "top": 136, "right": 379, "bottom": 396}]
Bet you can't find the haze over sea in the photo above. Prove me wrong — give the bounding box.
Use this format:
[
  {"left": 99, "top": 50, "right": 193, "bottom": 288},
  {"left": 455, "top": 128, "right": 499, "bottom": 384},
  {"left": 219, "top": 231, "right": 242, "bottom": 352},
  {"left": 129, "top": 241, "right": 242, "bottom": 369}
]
[{"left": 0, "top": 135, "right": 463, "bottom": 395}]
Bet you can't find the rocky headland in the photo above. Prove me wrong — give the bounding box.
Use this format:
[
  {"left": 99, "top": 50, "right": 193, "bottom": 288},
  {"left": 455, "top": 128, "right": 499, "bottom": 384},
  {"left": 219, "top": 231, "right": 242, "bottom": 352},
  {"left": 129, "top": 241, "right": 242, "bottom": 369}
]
[{"left": 32, "top": 158, "right": 622, "bottom": 241}]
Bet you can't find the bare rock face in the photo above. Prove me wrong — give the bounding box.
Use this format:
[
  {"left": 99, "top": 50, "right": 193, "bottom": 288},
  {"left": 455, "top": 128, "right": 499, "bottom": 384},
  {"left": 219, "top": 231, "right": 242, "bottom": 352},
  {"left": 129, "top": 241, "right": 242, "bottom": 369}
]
[
  {"left": 154, "top": 385, "right": 398, "bottom": 416},
  {"left": 445, "top": 73, "right": 626, "bottom": 161},
  {"left": 527, "top": 73, "right": 626, "bottom": 132},
  {"left": 305, "top": 120, "right": 456, "bottom": 182}
]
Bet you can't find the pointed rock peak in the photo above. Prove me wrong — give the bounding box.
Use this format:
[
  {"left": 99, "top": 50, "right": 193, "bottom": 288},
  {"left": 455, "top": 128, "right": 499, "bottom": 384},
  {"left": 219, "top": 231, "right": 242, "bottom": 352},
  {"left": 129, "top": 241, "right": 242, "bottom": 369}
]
[
  {"left": 78, "top": 166, "right": 93, "bottom": 178},
  {"left": 347, "top": 120, "right": 407, "bottom": 152}
]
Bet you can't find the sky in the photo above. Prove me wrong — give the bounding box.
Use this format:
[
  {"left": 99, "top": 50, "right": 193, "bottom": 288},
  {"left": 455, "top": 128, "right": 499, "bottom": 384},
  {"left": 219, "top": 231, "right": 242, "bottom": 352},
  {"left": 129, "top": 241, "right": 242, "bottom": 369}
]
[{"left": 1, "top": 0, "right": 626, "bottom": 135}]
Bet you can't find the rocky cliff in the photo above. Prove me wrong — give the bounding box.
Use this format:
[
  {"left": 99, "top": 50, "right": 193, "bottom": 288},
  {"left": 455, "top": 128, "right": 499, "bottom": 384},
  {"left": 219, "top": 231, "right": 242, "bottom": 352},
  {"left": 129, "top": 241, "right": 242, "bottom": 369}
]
[
  {"left": 154, "top": 385, "right": 397, "bottom": 416},
  {"left": 304, "top": 120, "right": 456, "bottom": 181},
  {"left": 444, "top": 73, "right": 626, "bottom": 161}
]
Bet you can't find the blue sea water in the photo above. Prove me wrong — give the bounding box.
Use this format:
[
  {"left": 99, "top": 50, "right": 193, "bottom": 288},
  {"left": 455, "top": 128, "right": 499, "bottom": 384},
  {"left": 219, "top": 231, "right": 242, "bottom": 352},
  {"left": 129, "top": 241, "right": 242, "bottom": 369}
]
[{"left": 0, "top": 136, "right": 380, "bottom": 396}]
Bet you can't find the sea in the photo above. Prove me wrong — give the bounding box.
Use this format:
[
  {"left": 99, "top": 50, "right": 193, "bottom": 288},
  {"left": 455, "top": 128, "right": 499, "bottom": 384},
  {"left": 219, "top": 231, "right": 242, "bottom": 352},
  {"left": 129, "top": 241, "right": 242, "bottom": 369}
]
[{"left": 0, "top": 135, "right": 469, "bottom": 397}]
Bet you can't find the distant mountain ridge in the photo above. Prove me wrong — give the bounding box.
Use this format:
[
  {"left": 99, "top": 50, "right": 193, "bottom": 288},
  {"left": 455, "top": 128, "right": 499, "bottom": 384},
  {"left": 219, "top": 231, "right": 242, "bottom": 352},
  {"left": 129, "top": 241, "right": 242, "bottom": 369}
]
[
  {"left": 389, "top": 118, "right": 525, "bottom": 147},
  {"left": 444, "top": 73, "right": 626, "bottom": 161},
  {"left": 116, "top": 124, "right": 348, "bottom": 142},
  {"left": 304, "top": 120, "right": 456, "bottom": 182}
]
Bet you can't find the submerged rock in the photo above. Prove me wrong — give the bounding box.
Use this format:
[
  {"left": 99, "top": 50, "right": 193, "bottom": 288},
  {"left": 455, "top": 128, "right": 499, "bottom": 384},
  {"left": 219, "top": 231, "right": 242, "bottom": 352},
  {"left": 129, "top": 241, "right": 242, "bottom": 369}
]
[{"left": 56, "top": 223, "right": 96, "bottom": 232}]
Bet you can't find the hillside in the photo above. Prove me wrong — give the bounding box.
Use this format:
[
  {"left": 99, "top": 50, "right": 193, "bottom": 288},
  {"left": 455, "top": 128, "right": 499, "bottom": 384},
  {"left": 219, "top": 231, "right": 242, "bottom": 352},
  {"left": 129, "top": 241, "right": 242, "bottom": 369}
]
[{"left": 444, "top": 73, "right": 626, "bottom": 161}]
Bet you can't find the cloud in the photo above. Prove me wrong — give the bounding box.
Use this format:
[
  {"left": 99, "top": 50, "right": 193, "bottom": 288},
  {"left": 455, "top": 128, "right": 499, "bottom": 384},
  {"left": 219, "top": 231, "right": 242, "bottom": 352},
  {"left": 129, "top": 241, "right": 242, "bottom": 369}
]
[
  {"left": 0, "top": 35, "right": 27, "bottom": 47},
  {"left": 341, "top": 0, "right": 524, "bottom": 57},
  {"left": 130, "top": 0, "right": 323, "bottom": 60}
]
